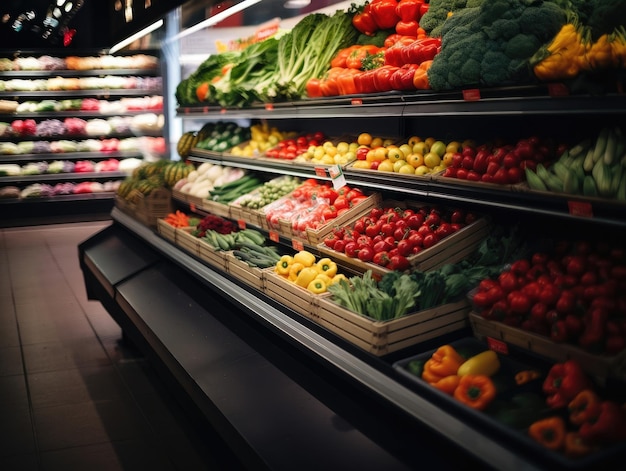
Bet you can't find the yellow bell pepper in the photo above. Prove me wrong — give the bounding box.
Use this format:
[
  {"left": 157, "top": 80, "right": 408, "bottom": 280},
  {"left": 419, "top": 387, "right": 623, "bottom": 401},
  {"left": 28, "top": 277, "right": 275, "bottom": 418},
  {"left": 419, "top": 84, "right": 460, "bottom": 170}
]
[
  {"left": 288, "top": 262, "right": 305, "bottom": 281},
  {"left": 329, "top": 273, "right": 348, "bottom": 285},
  {"left": 315, "top": 273, "right": 333, "bottom": 286},
  {"left": 307, "top": 278, "right": 327, "bottom": 294},
  {"left": 316, "top": 258, "right": 337, "bottom": 277},
  {"left": 293, "top": 250, "right": 316, "bottom": 267},
  {"left": 275, "top": 255, "right": 293, "bottom": 276},
  {"left": 295, "top": 267, "right": 318, "bottom": 288}
]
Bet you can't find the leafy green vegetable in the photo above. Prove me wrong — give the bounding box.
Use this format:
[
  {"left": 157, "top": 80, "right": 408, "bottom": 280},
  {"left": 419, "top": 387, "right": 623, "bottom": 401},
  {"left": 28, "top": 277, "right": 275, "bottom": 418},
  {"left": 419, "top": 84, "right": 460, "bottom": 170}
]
[{"left": 175, "top": 51, "right": 240, "bottom": 106}]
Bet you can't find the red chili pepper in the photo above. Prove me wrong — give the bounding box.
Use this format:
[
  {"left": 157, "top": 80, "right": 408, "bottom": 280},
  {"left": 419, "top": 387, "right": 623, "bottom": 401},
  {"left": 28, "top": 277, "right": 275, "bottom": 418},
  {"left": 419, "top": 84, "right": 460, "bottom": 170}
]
[
  {"left": 542, "top": 360, "right": 591, "bottom": 409},
  {"left": 370, "top": 0, "right": 401, "bottom": 30},
  {"left": 395, "top": 0, "right": 423, "bottom": 22}
]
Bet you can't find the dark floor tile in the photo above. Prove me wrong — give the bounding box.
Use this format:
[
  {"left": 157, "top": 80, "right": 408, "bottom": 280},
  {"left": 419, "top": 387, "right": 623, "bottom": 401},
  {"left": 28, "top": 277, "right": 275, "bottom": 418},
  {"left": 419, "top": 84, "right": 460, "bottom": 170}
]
[
  {"left": 0, "top": 453, "right": 39, "bottom": 471},
  {"left": 33, "top": 397, "right": 153, "bottom": 452},
  {"left": 116, "top": 360, "right": 163, "bottom": 396},
  {"left": 0, "top": 374, "right": 28, "bottom": 408},
  {"left": 0, "top": 316, "right": 19, "bottom": 347},
  {"left": 40, "top": 439, "right": 174, "bottom": 471},
  {"left": 133, "top": 392, "right": 188, "bottom": 438},
  {"left": 29, "top": 365, "right": 130, "bottom": 409},
  {"left": 0, "top": 346, "right": 24, "bottom": 377},
  {"left": 84, "top": 309, "right": 122, "bottom": 340},
  {"left": 22, "top": 338, "right": 110, "bottom": 374},
  {"left": 159, "top": 433, "right": 232, "bottom": 471},
  {"left": 18, "top": 310, "right": 96, "bottom": 345},
  {"left": 0, "top": 404, "right": 36, "bottom": 457}
]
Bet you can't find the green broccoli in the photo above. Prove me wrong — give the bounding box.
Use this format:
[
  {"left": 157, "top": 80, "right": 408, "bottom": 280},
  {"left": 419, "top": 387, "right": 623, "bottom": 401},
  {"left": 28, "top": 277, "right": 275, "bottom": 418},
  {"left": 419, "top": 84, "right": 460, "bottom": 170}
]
[
  {"left": 504, "top": 33, "right": 542, "bottom": 59},
  {"left": 481, "top": 50, "right": 511, "bottom": 86},
  {"left": 419, "top": 0, "right": 469, "bottom": 36},
  {"left": 427, "top": 60, "right": 451, "bottom": 90},
  {"left": 518, "top": 3, "right": 567, "bottom": 42},
  {"left": 588, "top": 0, "right": 626, "bottom": 40},
  {"left": 440, "top": 6, "right": 482, "bottom": 38},
  {"left": 460, "top": 58, "right": 482, "bottom": 84},
  {"left": 480, "top": 0, "right": 521, "bottom": 26},
  {"left": 484, "top": 18, "right": 521, "bottom": 41}
]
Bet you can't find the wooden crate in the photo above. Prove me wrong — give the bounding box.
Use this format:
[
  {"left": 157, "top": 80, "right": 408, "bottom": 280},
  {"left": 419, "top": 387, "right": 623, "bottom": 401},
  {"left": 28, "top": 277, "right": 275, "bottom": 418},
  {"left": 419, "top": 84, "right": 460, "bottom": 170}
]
[
  {"left": 156, "top": 218, "right": 177, "bottom": 244},
  {"left": 115, "top": 188, "right": 173, "bottom": 227},
  {"left": 317, "top": 200, "right": 490, "bottom": 275},
  {"left": 199, "top": 199, "right": 232, "bottom": 219},
  {"left": 469, "top": 312, "right": 626, "bottom": 382},
  {"left": 225, "top": 252, "right": 266, "bottom": 290},
  {"left": 304, "top": 192, "right": 382, "bottom": 245},
  {"left": 263, "top": 271, "right": 324, "bottom": 321},
  {"left": 316, "top": 297, "right": 471, "bottom": 356},
  {"left": 175, "top": 227, "right": 201, "bottom": 257},
  {"left": 197, "top": 238, "right": 229, "bottom": 271}
]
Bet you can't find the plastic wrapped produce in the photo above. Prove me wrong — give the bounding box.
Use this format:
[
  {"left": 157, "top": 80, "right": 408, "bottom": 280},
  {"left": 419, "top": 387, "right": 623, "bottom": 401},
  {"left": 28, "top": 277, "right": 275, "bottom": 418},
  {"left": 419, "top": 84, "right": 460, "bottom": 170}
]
[
  {"left": 21, "top": 183, "right": 53, "bottom": 198},
  {"left": 75, "top": 139, "right": 102, "bottom": 152},
  {"left": 62, "top": 161, "right": 75, "bottom": 173},
  {"left": 38, "top": 56, "right": 66, "bottom": 70},
  {"left": 74, "top": 160, "right": 95, "bottom": 172},
  {"left": 37, "top": 119, "right": 66, "bottom": 137},
  {"left": 64, "top": 117, "right": 87, "bottom": 135},
  {"left": 47, "top": 160, "right": 65, "bottom": 174},
  {"left": 21, "top": 162, "right": 48, "bottom": 175},
  {"left": 16, "top": 101, "right": 39, "bottom": 112},
  {"left": 52, "top": 182, "right": 75, "bottom": 195},
  {"left": 73, "top": 181, "right": 95, "bottom": 193},
  {"left": 16, "top": 142, "right": 34, "bottom": 154},
  {"left": 36, "top": 100, "right": 59, "bottom": 112},
  {"left": 50, "top": 140, "right": 78, "bottom": 153},
  {"left": 103, "top": 180, "right": 121, "bottom": 192},
  {"left": 0, "top": 164, "right": 21, "bottom": 175},
  {"left": 15, "top": 57, "right": 41, "bottom": 70},
  {"left": 0, "top": 186, "right": 20, "bottom": 198},
  {"left": 0, "top": 143, "right": 19, "bottom": 155},
  {"left": 32, "top": 141, "right": 51, "bottom": 153},
  {"left": 0, "top": 122, "right": 11, "bottom": 137},
  {"left": 94, "top": 158, "right": 119, "bottom": 172},
  {"left": 85, "top": 119, "right": 112, "bottom": 136},
  {"left": 118, "top": 158, "right": 143, "bottom": 174},
  {"left": 107, "top": 116, "right": 131, "bottom": 134}
]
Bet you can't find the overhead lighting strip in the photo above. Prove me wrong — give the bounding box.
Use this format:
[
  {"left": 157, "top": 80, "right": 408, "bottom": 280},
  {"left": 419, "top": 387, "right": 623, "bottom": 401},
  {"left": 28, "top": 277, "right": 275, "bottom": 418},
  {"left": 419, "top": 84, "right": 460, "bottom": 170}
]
[{"left": 109, "top": 18, "right": 163, "bottom": 54}]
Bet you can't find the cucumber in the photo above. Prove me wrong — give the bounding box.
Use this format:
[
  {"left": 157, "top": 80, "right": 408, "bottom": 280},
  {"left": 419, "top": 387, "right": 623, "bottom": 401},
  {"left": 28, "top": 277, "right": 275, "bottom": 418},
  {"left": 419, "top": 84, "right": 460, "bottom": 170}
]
[
  {"left": 592, "top": 161, "right": 612, "bottom": 197},
  {"left": 525, "top": 167, "right": 548, "bottom": 191},
  {"left": 603, "top": 126, "right": 618, "bottom": 165},
  {"left": 569, "top": 138, "right": 592, "bottom": 158},
  {"left": 583, "top": 147, "right": 595, "bottom": 173},
  {"left": 583, "top": 175, "right": 598, "bottom": 197},
  {"left": 592, "top": 127, "right": 610, "bottom": 164},
  {"left": 610, "top": 166, "right": 624, "bottom": 196},
  {"left": 552, "top": 161, "right": 569, "bottom": 180},
  {"left": 563, "top": 168, "right": 580, "bottom": 194}
]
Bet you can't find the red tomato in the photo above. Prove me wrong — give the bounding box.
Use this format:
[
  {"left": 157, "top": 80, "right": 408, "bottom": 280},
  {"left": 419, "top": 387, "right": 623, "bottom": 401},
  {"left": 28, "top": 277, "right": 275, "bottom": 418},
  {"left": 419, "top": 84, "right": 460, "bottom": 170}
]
[
  {"left": 358, "top": 246, "right": 374, "bottom": 262},
  {"left": 498, "top": 271, "right": 518, "bottom": 293}
]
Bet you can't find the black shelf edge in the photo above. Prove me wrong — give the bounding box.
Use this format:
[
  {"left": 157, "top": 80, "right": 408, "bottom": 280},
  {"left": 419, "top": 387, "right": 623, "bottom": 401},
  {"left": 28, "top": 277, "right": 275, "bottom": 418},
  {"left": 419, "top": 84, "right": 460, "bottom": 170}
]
[
  {"left": 109, "top": 207, "right": 541, "bottom": 471},
  {"left": 0, "top": 171, "right": 128, "bottom": 184},
  {"left": 0, "top": 151, "right": 146, "bottom": 163}
]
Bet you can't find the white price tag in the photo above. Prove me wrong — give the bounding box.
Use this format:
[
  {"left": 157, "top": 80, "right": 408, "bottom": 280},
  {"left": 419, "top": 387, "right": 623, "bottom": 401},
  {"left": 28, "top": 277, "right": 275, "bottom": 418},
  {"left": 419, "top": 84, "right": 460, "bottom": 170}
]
[{"left": 328, "top": 164, "right": 346, "bottom": 190}]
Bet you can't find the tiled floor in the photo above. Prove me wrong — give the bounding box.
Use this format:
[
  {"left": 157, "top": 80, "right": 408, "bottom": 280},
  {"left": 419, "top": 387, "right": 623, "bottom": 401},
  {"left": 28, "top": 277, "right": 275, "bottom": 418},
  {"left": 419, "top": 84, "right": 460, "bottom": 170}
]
[{"left": 0, "top": 221, "right": 233, "bottom": 470}]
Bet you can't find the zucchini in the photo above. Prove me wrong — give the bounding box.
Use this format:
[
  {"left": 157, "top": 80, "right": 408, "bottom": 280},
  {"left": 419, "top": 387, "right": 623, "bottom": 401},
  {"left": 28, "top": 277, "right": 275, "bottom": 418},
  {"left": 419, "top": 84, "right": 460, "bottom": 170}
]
[
  {"left": 592, "top": 127, "right": 610, "bottom": 164},
  {"left": 569, "top": 138, "right": 591, "bottom": 158},
  {"left": 592, "top": 161, "right": 612, "bottom": 197},
  {"left": 583, "top": 175, "right": 598, "bottom": 197},
  {"left": 525, "top": 167, "right": 548, "bottom": 191},
  {"left": 583, "top": 147, "right": 595, "bottom": 173},
  {"left": 603, "top": 126, "right": 619, "bottom": 165},
  {"left": 563, "top": 168, "right": 580, "bottom": 194}
]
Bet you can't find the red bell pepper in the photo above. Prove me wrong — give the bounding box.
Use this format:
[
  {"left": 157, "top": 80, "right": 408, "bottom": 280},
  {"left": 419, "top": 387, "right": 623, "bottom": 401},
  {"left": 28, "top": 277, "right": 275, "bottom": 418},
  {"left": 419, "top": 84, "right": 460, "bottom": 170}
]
[
  {"left": 395, "top": 0, "right": 423, "bottom": 22},
  {"left": 370, "top": 0, "right": 400, "bottom": 30},
  {"left": 337, "top": 69, "right": 360, "bottom": 95},
  {"left": 384, "top": 36, "right": 416, "bottom": 66},
  {"left": 542, "top": 360, "right": 591, "bottom": 409},
  {"left": 306, "top": 78, "right": 323, "bottom": 98},
  {"left": 352, "top": 3, "right": 378, "bottom": 36},
  {"left": 395, "top": 20, "right": 419, "bottom": 37},
  {"left": 354, "top": 69, "right": 378, "bottom": 94},
  {"left": 384, "top": 33, "right": 410, "bottom": 48},
  {"left": 389, "top": 63, "right": 418, "bottom": 90},
  {"left": 579, "top": 400, "right": 626, "bottom": 444},
  {"left": 373, "top": 65, "right": 399, "bottom": 92}
]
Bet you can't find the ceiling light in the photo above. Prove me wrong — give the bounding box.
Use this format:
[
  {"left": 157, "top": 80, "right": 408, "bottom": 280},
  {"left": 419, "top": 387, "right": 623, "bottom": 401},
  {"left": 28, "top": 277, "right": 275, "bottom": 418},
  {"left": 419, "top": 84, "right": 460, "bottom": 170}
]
[
  {"left": 284, "top": 0, "right": 310, "bottom": 8},
  {"left": 109, "top": 18, "right": 163, "bottom": 54}
]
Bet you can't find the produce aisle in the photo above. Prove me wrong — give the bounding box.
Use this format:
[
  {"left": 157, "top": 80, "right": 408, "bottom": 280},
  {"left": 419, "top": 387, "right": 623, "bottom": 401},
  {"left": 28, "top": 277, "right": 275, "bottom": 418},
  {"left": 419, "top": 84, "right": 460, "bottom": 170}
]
[{"left": 0, "top": 221, "right": 242, "bottom": 470}]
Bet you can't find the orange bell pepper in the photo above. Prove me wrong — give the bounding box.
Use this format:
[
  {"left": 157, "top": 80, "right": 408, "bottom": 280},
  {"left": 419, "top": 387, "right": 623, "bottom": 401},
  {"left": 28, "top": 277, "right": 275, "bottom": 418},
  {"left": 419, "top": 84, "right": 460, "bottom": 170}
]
[
  {"left": 421, "top": 344, "right": 465, "bottom": 384},
  {"left": 431, "top": 375, "right": 460, "bottom": 395},
  {"left": 528, "top": 416, "right": 566, "bottom": 451},
  {"left": 568, "top": 389, "right": 601, "bottom": 426},
  {"left": 453, "top": 374, "right": 496, "bottom": 410},
  {"left": 564, "top": 432, "right": 594, "bottom": 458},
  {"left": 412, "top": 60, "right": 432, "bottom": 90}
]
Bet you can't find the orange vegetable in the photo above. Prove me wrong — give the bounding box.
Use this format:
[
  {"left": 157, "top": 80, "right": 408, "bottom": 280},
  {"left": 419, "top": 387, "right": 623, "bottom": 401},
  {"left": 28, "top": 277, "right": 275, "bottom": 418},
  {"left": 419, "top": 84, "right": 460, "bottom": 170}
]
[
  {"left": 431, "top": 375, "right": 460, "bottom": 395},
  {"left": 412, "top": 60, "right": 432, "bottom": 89},
  {"left": 528, "top": 416, "right": 566, "bottom": 451},
  {"left": 164, "top": 210, "right": 190, "bottom": 228},
  {"left": 453, "top": 374, "right": 496, "bottom": 410},
  {"left": 564, "top": 432, "right": 593, "bottom": 458},
  {"left": 421, "top": 345, "right": 465, "bottom": 384}
]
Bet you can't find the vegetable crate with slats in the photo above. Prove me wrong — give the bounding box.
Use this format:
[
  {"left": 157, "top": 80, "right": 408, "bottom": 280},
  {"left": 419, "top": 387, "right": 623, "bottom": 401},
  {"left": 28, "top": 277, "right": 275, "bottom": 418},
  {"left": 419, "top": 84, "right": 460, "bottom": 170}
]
[
  {"left": 469, "top": 312, "right": 626, "bottom": 383},
  {"left": 197, "top": 238, "right": 229, "bottom": 271},
  {"left": 226, "top": 252, "right": 266, "bottom": 290},
  {"left": 316, "top": 297, "right": 471, "bottom": 356},
  {"left": 115, "top": 188, "right": 173, "bottom": 227},
  {"left": 263, "top": 271, "right": 326, "bottom": 321},
  {"left": 175, "top": 227, "right": 201, "bottom": 257},
  {"left": 156, "top": 219, "right": 177, "bottom": 244}
]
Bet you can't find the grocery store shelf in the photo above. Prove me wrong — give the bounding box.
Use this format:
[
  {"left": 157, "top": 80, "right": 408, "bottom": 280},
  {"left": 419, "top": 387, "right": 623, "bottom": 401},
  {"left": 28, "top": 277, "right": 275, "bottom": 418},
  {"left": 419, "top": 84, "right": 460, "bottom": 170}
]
[
  {"left": 0, "top": 171, "right": 128, "bottom": 183},
  {"left": 0, "top": 109, "right": 164, "bottom": 119},
  {"left": 0, "top": 68, "right": 161, "bottom": 77},
  {"left": 0, "top": 89, "right": 163, "bottom": 99},
  {"left": 108, "top": 207, "right": 540, "bottom": 471},
  {"left": 177, "top": 87, "right": 626, "bottom": 119},
  {"left": 0, "top": 151, "right": 147, "bottom": 163}
]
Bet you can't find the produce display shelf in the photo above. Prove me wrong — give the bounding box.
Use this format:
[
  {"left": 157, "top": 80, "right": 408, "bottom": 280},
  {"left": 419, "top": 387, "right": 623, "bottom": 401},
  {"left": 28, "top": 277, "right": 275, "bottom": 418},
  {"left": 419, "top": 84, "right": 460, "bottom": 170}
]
[
  {"left": 0, "top": 89, "right": 163, "bottom": 99},
  {"left": 0, "top": 109, "right": 163, "bottom": 119},
  {"left": 0, "top": 171, "right": 128, "bottom": 183},
  {"left": 0, "top": 151, "right": 146, "bottom": 163},
  {"left": 0, "top": 68, "right": 160, "bottom": 77},
  {"left": 105, "top": 207, "right": 546, "bottom": 471},
  {"left": 186, "top": 153, "right": 626, "bottom": 229},
  {"left": 177, "top": 88, "right": 626, "bottom": 120}
]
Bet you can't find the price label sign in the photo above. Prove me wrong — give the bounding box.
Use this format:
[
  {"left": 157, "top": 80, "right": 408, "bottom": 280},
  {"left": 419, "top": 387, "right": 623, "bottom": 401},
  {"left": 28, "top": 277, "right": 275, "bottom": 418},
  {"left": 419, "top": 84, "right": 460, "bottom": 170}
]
[
  {"left": 463, "top": 89, "right": 481, "bottom": 101},
  {"left": 568, "top": 200, "right": 593, "bottom": 218},
  {"left": 487, "top": 337, "right": 509, "bottom": 355},
  {"left": 189, "top": 202, "right": 196, "bottom": 212},
  {"left": 291, "top": 239, "right": 304, "bottom": 252},
  {"left": 237, "top": 219, "right": 246, "bottom": 230},
  {"left": 314, "top": 166, "right": 328, "bottom": 178},
  {"left": 328, "top": 164, "right": 346, "bottom": 190},
  {"left": 269, "top": 230, "right": 280, "bottom": 243}
]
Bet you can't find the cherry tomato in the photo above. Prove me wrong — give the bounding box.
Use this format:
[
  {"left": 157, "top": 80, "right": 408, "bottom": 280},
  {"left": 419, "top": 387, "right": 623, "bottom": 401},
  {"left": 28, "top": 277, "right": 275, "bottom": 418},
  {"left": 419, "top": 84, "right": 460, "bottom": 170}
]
[{"left": 358, "top": 246, "right": 374, "bottom": 262}]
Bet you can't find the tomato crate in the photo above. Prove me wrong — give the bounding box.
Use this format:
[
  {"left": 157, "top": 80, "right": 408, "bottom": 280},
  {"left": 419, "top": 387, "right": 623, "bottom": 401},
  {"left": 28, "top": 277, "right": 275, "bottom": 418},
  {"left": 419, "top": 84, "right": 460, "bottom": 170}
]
[
  {"left": 263, "top": 271, "right": 327, "bottom": 321},
  {"left": 115, "top": 188, "right": 173, "bottom": 227},
  {"left": 431, "top": 171, "right": 524, "bottom": 192},
  {"left": 316, "top": 296, "right": 471, "bottom": 356},
  {"left": 225, "top": 252, "right": 266, "bottom": 290},
  {"left": 197, "top": 238, "right": 229, "bottom": 271},
  {"left": 317, "top": 199, "right": 490, "bottom": 275},
  {"left": 469, "top": 312, "right": 626, "bottom": 383},
  {"left": 156, "top": 218, "right": 177, "bottom": 244},
  {"left": 304, "top": 192, "right": 382, "bottom": 245}
]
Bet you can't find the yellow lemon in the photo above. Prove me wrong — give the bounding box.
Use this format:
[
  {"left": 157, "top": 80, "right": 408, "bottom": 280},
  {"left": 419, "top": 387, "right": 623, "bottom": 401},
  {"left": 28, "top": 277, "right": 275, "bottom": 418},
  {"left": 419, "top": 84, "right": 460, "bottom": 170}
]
[
  {"left": 413, "top": 141, "right": 429, "bottom": 155},
  {"left": 371, "top": 137, "right": 383, "bottom": 148},
  {"left": 393, "top": 159, "right": 407, "bottom": 172},
  {"left": 387, "top": 147, "right": 403, "bottom": 163},
  {"left": 407, "top": 153, "right": 424, "bottom": 168},
  {"left": 415, "top": 165, "right": 430, "bottom": 176}
]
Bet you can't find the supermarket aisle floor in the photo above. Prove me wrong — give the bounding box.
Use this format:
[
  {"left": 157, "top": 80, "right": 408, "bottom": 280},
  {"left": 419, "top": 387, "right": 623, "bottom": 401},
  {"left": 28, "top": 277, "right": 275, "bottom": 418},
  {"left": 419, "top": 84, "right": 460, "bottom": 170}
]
[{"left": 0, "top": 221, "right": 228, "bottom": 471}]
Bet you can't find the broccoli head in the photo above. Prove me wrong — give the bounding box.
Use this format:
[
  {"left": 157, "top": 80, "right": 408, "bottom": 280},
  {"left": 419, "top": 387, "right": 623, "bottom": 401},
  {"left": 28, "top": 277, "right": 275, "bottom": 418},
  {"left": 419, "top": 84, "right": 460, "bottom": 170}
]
[
  {"left": 504, "top": 33, "right": 542, "bottom": 59},
  {"left": 419, "top": 0, "right": 469, "bottom": 36},
  {"left": 480, "top": 50, "right": 511, "bottom": 86},
  {"left": 588, "top": 0, "right": 626, "bottom": 40},
  {"left": 484, "top": 18, "right": 521, "bottom": 41},
  {"left": 518, "top": 3, "right": 567, "bottom": 42},
  {"left": 460, "top": 58, "right": 482, "bottom": 85}
]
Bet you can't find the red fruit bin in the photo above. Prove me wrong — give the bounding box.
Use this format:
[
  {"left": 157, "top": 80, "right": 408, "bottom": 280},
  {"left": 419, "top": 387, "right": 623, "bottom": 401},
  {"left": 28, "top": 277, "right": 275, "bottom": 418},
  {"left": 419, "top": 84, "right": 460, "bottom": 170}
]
[
  {"left": 317, "top": 200, "right": 491, "bottom": 276},
  {"left": 469, "top": 312, "right": 626, "bottom": 384}
]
